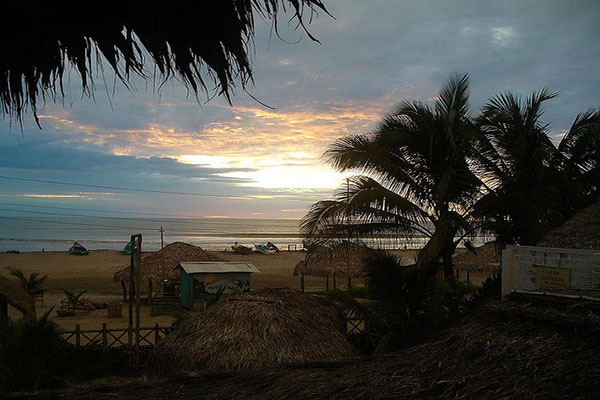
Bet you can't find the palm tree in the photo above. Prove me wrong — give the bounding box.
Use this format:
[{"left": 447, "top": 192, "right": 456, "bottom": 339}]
[
  {"left": 301, "top": 74, "right": 492, "bottom": 277},
  {"left": 474, "top": 90, "right": 598, "bottom": 245},
  {"left": 558, "top": 108, "right": 600, "bottom": 200},
  {"left": 9, "top": 269, "right": 47, "bottom": 296},
  {"left": 62, "top": 290, "right": 87, "bottom": 308}
]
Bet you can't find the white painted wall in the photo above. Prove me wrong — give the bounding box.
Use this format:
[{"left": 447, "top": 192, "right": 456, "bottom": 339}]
[{"left": 502, "top": 245, "right": 600, "bottom": 298}]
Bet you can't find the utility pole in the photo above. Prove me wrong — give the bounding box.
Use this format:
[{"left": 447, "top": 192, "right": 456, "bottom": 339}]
[
  {"left": 160, "top": 227, "right": 164, "bottom": 249},
  {"left": 128, "top": 233, "right": 142, "bottom": 367}
]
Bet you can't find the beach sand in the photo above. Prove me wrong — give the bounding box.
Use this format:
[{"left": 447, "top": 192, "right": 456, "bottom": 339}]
[{"left": 0, "top": 248, "right": 488, "bottom": 331}]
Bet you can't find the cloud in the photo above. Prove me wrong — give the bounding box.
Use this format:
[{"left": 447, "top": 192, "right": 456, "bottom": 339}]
[
  {"left": 490, "top": 26, "right": 517, "bottom": 47},
  {"left": 1, "top": 0, "right": 598, "bottom": 218}
]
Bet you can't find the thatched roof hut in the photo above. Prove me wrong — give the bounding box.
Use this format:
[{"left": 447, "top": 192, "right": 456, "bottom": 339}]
[
  {"left": 536, "top": 200, "right": 600, "bottom": 250},
  {"left": 149, "top": 288, "right": 354, "bottom": 374},
  {"left": 113, "top": 242, "right": 228, "bottom": 283},
  {"left": 0, "top": 275, "right": 36, "bottom": 320},
  {"left": 2, "top": 1, "right": 328, "bottom": 125},
  {"left": 452, "top": 241, "right": 502, "bottom": 273},
  {"left": 294, "top": 241, "right": 371, "bottom": 279}
]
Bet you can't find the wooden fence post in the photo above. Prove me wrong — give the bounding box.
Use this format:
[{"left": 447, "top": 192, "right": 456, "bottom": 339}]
[
  {"left": 326, "top": 275, "right": 329, "bottom": 291},
  {"left": 102, "top": 323, "right": 107, "bottom": 346},
  {"left": 155, "top": 323, "right": 160, "bottom": 344},
  {"left": 75, "top": 323, "right": 81, "bottom": 347},
  {"left": 300, "top": 273, "right": 305, "bottom": 292}
]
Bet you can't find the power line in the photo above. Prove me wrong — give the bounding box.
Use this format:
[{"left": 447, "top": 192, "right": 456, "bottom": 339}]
[
  {"left": 0, "top": 207, "right": 196, "bottom": 225},
  {"left": 0, "top": 175, "right": 250, "bottom": 199},
  {"left": 0, "top": 202, "right": 195, "bottom": 218},
  {"left": 0, "top": 203, "right": 301, "bottom": 229},
  {"left": 0, "top": 175, "right": 320, "bottom": 201},
  {"left": 0, "top": 210, "right": 297, "bottom": 233},
  {"left": 0, "top": 216, "right": 160, "bottom": 231}
]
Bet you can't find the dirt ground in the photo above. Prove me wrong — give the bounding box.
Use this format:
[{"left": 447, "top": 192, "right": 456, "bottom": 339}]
[{"left": 0, "top": 248, "right": 491, "bottom": 331}]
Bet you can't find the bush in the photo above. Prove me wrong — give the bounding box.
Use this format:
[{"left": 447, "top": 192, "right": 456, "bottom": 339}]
[
  {"left": 326, "top": 251, "right": 476, "bottom": 354},
  {"left": 0, "top": 311, "right": 134, "bottom": 392}
]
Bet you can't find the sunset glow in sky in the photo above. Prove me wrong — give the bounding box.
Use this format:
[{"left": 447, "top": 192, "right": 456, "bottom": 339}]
[{"left": 1, "top": 0, "right": 599, "bottom": 220}]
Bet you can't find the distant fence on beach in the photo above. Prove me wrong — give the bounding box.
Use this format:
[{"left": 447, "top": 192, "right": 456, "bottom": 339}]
[{"left": 61, "top": 323, "right": 173, "bottom": 348}]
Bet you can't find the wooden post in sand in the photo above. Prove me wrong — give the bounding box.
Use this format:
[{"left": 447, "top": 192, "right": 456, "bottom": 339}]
[
  {"left": 128, "top": 233, "right": 142, "bottom": 367},
  {"left": 300, "top": 273, "right": 305, "bottom": 292},
  {"left": 326, "top": 275, "right": 329, "bottom": 291},
  {"left": 128, "top": 237, "right": 135, "bottom": 366},
  {"left": 135, "top": 235, "right": 142, "bottom": 366},
  {"left": 160, "top": 227, "right": 164, "bottom": 249}
]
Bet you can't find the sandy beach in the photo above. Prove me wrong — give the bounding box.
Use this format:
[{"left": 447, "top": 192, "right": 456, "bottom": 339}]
[
  {"left": 0, "top": 247, "right": 489, "bottom": 331},
  {"left": 0, "top": 248, "right": 417, "bottom": 330}
]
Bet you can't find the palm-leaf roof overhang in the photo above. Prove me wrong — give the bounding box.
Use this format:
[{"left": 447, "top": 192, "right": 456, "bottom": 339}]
[{"left": 1, "top": 0, "right": 329, "bottom": 125}]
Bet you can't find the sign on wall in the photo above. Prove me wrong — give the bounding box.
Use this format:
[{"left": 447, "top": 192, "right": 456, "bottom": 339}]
[{"left": 535, "top": 265, "right": 571, "bottom": 289}]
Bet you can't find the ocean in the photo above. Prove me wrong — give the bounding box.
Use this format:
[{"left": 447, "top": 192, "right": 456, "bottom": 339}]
[{"left": 0, "top": 216, "right": 436, "bottom": 253}]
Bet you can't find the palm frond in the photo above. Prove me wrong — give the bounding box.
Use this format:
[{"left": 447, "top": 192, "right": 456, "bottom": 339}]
[{"left": 1, "top": 0, "right": 330, "bottom": 125}]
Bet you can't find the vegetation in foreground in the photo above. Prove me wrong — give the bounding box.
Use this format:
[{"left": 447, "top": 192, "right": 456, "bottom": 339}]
[
  {"left": 326, "top": 251, "right": 483, "bottom": 354},
  {"left": 0, "top": 311, "right": 138, "bottom": 392}
]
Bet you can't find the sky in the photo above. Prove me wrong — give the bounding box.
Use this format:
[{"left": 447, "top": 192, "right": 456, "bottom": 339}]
[{"left": 1, "top": 0, "right": 599, "bottom": 220}]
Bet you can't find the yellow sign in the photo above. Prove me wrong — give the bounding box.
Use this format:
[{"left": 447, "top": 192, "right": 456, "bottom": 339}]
[{"left": 535, "top": 265, "right": 570, "bottom": 289}]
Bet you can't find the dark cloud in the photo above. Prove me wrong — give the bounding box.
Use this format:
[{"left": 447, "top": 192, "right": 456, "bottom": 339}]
[{"left": 0, "top": 0, "right": 598, "bottom": 218}]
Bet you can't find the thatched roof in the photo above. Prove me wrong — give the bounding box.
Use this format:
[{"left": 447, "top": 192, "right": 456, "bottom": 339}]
[
  {"left": 2, "top": 1, "right": 329, "bottom": 125},
  {"left": 113, "top": 242, "right": 228, "bottom": 283},
  {"left": 536, "top": 200, "right": 600, "bottom": 250},
  {"left": 149, "top": 288, "right": 354, "bottom": 374},
  {"left": 452, "top": 241, "right": 502, "bottom": 272},
  {"left": 30, "top": 301, "right": 600, "bottom": 399},
  {"left": 0, "top": 275, "right": 36, "bottom": 320},
  {"left": 294, "top": 241, "right": 371, "bottom": 278}
]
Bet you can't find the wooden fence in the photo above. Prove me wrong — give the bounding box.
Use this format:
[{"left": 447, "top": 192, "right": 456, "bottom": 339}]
[{"left": 61, "top": 323, "right": 173, "bottom": 348}]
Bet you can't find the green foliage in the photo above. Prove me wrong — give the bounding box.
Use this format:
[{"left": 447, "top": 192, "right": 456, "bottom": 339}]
[
  {"left": 475, "top": 91, "right": 600, "bottom": 245},
  {"left": 61, "top": 289, "right": 87, "bottom": 306},
  {"left": 9, "top": 269, "right": 47, "bottom": 295},
  {"left": 326, "top": 252, "right": 472, "bottom": 354},
  {"left": 0, "top": 311, "right": 137, "bottom": 392},
  {"left": 467, "top": 273, "right": 502, "bottom": 306},
  {"left": 0, "top": 309, "right": 68, "bottom": 391}
]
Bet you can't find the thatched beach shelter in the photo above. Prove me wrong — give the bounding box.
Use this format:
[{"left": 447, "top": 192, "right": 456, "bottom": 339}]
[
  {"left": 536, "top": 200, "right": 600, "bottom": 250},
  {"left": 452, "top": 241, "right": 502, "bottom": 278},
  {"left": 2, "top": 1, "right": 328, "bottom": 125},
  {"left": 149, "top": 288, "right": 354, "bottom": 375},
  {"left": 0, "top": 275, "right": 36, "bottom": 320},
  {"left": 113, "top": 242, "right": 228, "bottom": 300},
  {"left": 294, "top": 241, "right": 371, "bottom": 290}
]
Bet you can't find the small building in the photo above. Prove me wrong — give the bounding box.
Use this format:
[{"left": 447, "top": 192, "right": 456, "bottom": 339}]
[{"left": 176, "top": 262, "right": 260, "bottom": 309}]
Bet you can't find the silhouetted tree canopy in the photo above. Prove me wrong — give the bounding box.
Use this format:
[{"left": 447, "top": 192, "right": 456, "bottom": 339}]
[{"left": 1, "top": 0, "right": 329, "bottom": 126}]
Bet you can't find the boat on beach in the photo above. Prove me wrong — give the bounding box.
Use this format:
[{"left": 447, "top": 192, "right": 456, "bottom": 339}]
[
  {"left": 266, "top": 241, "right": 280, "bottom": 252},
  {"left": 231, "top": 242, "right": 252, "bottom": 254},
  {"left": 254, "top": 243, "right": 276, "bottom": 255},
  {"left": 69, "top": 241, "right": 89, "bottom": 256}
]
